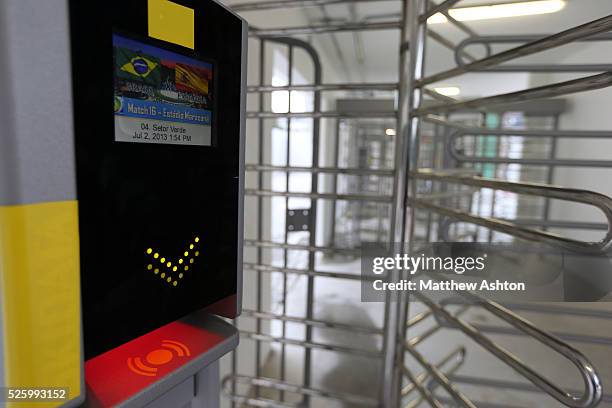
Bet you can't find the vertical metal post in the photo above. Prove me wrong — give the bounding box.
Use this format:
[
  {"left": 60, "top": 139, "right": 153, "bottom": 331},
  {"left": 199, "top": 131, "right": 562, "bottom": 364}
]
[
  {"left": 382, "top": 0, "right": 417, "bottom": 405},
  {"left": 487, "top": 113, "right": 503, "bottom": 243},
  {"left": 390, "top": 0, "right": 428, "bottom": 405},
  {"left": 304, "top": 40, "right": 323, "bottom": 407},
  {"left": 255, "top": 38, "right": 266, "bottom": 399},
  {"left": 542, "top": 114, "right": 560, "bottom": 230},
  {"left": 329, "top": 119, "right": 342, "bottom": 248},
  {"left": 280, "top": 44, "right": 293, "bottom": 402}
]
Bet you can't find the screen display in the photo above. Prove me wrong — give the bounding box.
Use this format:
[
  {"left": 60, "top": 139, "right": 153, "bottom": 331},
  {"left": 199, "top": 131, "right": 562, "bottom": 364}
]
[{"left": 113, "top": 34, "right": 214, "bottom": 146}]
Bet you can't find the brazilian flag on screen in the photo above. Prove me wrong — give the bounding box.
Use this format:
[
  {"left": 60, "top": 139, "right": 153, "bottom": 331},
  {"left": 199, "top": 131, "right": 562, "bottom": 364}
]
[{"left": 115, "top": 47, "right": 161, "bottom": 87}]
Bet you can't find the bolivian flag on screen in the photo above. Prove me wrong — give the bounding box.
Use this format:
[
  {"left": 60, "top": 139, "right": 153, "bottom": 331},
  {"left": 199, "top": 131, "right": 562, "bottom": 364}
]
[
  {"left": 175, "top": 63, "right": 209, "bottom": 95},
  {"left": 115, "top": 47, "right": 161, "bottom": 86}
]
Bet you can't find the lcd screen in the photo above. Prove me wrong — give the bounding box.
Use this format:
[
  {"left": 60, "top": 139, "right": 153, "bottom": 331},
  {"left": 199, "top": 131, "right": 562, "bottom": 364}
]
[{"left": 113, "top": 34, "right": 214, "bottom": 146}]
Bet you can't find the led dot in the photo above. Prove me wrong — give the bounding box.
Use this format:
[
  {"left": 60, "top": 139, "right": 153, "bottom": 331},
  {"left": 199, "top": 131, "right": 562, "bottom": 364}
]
[
  {"left": 189, "top": 244, "right": 194, "bottom": 249},
  {"left": 161, "top": 273, "right": 166, "bottom": 278},
  {"left": 184, "top": 266, "right": 189, "bottom": 271},
  {"left": 160, "top": 257, "right": 166, "bottom": 263},
  {"left": 167, "top": 262, "right": 171, "bottom": 267},
  {"left": 154, "top": 253, "right": 159, "bottom": 259},
  {"left": 173, "top": 281, "right": 177, "bottom": 286},
  {"left": 179, "top": 259, "right": 184, "bottom": 264},
  {"left": 195, "top": 237, "right": 200, "bottom": 243},
  {"left": 167, "top": 277, "right": 171, "bottom": 282},
  {"left": 184, "top": 251, "right": 189, "bottom": 257},
  {"left": 146, "top": 248, "right": 152, "bottom": 254},
  {"left": 195, "top": 251, "right": 199, "bottom": 256},
  {"left": 154, "top": 268, "right": 159, "bottom": 274},
  {"left": 179, "top": 273, "right": 184, "bottom": 278},
  {"left": 147, "top": 264, "right": 153, "bottom": 270},
  {"left": 173, "top": 266, "right": 177, "bottom": 272},
  {"left": 189, "top": 258, "right": 194, "bottom": 264}
]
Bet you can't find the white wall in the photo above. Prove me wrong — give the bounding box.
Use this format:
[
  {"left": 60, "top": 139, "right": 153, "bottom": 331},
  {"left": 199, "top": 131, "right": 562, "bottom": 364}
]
[{"left": 527, "top": 42, "right": 612, "bottom": 242}]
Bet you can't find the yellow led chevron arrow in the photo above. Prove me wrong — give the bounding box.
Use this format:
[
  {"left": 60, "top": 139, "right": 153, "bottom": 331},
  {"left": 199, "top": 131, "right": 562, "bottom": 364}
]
[{"left": 145, "top": 236, "right": 200, "bottom": 287}]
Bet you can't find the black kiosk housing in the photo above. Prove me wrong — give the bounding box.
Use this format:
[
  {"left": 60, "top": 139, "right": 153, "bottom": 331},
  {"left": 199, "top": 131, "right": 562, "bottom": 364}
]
[{"left": 69, "top": 0, "right": 245, "bottom": 360}]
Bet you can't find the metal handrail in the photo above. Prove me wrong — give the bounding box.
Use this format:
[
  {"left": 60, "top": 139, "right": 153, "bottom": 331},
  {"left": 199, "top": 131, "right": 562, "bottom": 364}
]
[
  {"left": 241, "top": 309, "right": 384, "bottom": 335},
  {"left": 247, "top": 82, "right": 398, "bottom": 92},
  {"left": 416, "top": 14, "right": 612, "bottom": 86},
  {"left": 410, "top": 169, "right": 612, "bottom": 253},
  {"left": 245, "top": 188, "right": 394, "bottom": 203},
  {"left": 413, "top": 291, "right": 603, "bottom": 408},
  {"left": 454, "top": 33, "right": 612, "bottom": 72},
  {"left": 245, "top": 164, "right": 395, "bottom": 176},
  {"left": 250, "top": 20, "right": 401, "bottom": 36},
  {"left": 240, "top": 330, "right": 382, "bottom": 357},
  {"left": 436, "top": 300, "right": 612, "bottom": 346},
  {"left": 244, "top": 261, "right": 373, "bottom": 281},
  {"left": 247, "top": 110, "right": 397, "bottom": 119},
  {"left": 447, "top": 128, "right": 612, "bottom": 168},
  {"left": 439, "top": 218, "right": 608, "bottom": 243},
  {"left": 245, "top": 239, "right": 365, "bottom": 256},
  {"left": 427, "top": 29, "right": 478, "bottom": 62}
]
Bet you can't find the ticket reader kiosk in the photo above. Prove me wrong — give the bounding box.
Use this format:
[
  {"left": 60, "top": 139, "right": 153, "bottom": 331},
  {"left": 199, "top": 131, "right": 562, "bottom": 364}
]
[{"left": 0, "top": 0, "right": 246, "bottom": 406}]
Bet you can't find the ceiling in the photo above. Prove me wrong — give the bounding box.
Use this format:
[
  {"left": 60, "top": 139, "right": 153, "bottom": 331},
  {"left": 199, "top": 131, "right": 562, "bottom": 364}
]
[{"left": 225, "top": 0, "right": 612, "bottom": 96}]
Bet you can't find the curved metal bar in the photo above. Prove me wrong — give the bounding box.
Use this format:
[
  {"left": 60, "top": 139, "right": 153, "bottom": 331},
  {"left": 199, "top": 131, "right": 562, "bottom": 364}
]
[
  {"left": 413, "top": 291, "right": 603, "bottom": 408},
  {"left": 415, "top": 72, "right": 612, "bottom": 115},
  {"left": 401, "top": 365, "right": 445, "bottom": 408},
  {"left": 402, "top": 346, "right": 466, "bottom": 398},
  {"left": 447, "top": 128, "right": 612, "bottom": 167},
  {"left": 455, "top": 33, "right": 612, "bottom": 72},
  {"left": 410, "top": 170, "right": 612, "bottom": 253},
  {"left": 404, "top": 342, "right": 478, "bottom": 408},
  {"left": 416, "top": 14, "right": 612, "bottom": 86},
  {"left": 222, "top": 375, "right": 379, "bottom": 407},
  {"left": 439, "top": 218, "right": 607, "bottom": 243},
  {"left": 437, "top": 299, "right": 612, "bottom": 346},
  {"left": 446, "top": 374, "right": 612, "bottom": 405},
  {"left": 469, "top": 322, "right": 612, "bottom": 347}
]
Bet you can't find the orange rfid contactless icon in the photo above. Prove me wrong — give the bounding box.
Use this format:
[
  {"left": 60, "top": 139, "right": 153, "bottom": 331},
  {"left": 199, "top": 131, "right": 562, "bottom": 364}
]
[{"left": 127, "top": 340, "right": 191, "bottom": 377}]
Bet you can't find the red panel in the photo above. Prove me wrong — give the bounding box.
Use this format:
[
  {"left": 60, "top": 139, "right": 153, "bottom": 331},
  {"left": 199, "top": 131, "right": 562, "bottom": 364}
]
[{"left": 85, "top": 320, "right": 224, "bottom": 407}]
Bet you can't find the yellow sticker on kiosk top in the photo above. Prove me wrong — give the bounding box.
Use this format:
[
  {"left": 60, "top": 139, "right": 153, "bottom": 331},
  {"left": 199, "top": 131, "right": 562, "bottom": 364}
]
[{"left": 148, "top": 0, "right": 195, "bottom": 49}]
